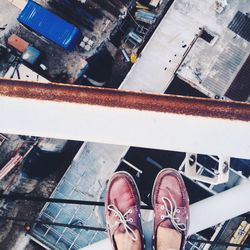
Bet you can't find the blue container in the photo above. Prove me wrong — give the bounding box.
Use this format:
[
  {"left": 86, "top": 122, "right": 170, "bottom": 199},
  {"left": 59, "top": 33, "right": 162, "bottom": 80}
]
[
  {"left": 22, "top": 45, "right": 41, "bottom": 64},
  {"left": 18, "top": 1, "right": 82, "bottom": 50}
]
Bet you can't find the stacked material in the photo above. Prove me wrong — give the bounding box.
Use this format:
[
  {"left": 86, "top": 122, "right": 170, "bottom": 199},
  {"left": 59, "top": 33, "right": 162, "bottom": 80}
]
[
  {"left": 80, "top": 36, "right": 95, "bottom": 51},
  {"left": 135, "top": 10, "right": 157, "bottom": 24}
]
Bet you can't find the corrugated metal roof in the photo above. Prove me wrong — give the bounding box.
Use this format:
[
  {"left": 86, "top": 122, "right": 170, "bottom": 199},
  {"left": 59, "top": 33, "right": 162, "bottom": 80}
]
[
  {"left": 17, "top": 1, "right": 82, "bottom": 50},
  {"left": 225, "top": 55, "right": 250, "bottom": 101},
  {"left": 202, "top": 42, "right": 248, "bottom": 97},
  {"left": 228, "top": 11, "right": 250, "bottom": 43}
]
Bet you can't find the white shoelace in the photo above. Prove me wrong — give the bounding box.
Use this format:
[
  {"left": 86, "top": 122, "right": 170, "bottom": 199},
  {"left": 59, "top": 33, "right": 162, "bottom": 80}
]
[
  {"left": 160, "top": 191, "right": 186, "bottom": 232},
  {"left": 107, "top": 204, "right": 137, "bottom": 241}
]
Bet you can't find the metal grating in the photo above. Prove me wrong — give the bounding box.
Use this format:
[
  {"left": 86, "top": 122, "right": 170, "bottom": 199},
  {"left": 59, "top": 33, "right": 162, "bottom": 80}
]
[
  {"left": 30, "top": 143, "right": 127, "bottom": 250},
  {"left": 31, "top": 145, "right": 107, "bottom": 250},
  {"left": 225, "top": 55, "right": 250, "bottom": 101},
  {"left": 31, "top": 179, "right": 106, "bottom": 250},
  {"left": 228, "top": 11, "right": 250, "bottom": 42}
]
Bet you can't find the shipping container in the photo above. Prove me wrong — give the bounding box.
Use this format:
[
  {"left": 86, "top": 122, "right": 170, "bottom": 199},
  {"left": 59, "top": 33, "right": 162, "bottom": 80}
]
[{"left": 17, "top": 0, "right": 82, "bottom": 50}]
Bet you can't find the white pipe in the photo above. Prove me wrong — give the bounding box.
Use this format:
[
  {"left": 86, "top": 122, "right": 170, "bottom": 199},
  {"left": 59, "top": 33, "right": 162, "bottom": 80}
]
[
  {"left": 122, "top": 159, "right": 143, "bottom": 174},
  {"left": 81, "top": 181, "right": 250, "bottom": 250},
  {"left": 189, "top": 180, "right": 250, "bottom": 234}
]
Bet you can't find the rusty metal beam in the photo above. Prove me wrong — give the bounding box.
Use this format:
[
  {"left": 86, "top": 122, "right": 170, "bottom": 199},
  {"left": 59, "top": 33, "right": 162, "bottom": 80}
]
[
  {"left": 1, "top": 78, "right": 250, "bottom": 158},
  {"left": 0, "top": 79, "right": 250, "bottom": 121}
]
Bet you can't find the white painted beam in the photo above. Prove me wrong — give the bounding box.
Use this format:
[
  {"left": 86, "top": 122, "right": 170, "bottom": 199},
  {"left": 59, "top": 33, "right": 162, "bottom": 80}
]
[{"left": 1, "top": 95, "right": 250, "bottom": 159}]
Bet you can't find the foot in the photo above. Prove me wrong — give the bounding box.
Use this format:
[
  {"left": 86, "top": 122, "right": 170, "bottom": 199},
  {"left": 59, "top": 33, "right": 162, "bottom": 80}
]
[
  {"left": 105, "top": 171, "right": 144, "bottom": 250},
  {"left": 114, "top": 229, "right": 142, "bottom": 250},
  {"left": 157, "top": 227, "right": 182, "bottom": 250},
  {"left": 152, "top": 169, "right": 189, "bottom": 250}
]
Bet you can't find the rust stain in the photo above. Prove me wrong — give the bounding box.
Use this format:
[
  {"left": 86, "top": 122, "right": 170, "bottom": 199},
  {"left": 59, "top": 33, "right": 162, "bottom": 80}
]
[{"left": 0, "top": 78, "right": 250, "bottom": 122}]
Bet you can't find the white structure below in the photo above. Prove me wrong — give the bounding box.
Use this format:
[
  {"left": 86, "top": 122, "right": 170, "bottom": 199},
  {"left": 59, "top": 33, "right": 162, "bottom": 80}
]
[{"left": 184, "top": 154, "right": 230, "bottom": 184}]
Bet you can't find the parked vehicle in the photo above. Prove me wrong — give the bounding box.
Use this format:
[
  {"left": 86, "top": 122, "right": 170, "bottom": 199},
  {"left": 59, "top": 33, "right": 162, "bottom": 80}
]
[{"left": 17, "top": 0, "right": 82, "bottom": 50}]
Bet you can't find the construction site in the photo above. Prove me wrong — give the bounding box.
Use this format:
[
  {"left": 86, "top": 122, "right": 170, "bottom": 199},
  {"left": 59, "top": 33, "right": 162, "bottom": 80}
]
[{"left": 0, "top": 0, "right": 250, "bottom": 249}]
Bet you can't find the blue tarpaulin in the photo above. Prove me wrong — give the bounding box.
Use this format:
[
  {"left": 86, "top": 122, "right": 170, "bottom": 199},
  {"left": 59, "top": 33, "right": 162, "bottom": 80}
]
[{"left": 17, "top": 0, "right": 82, "bottom": 50}]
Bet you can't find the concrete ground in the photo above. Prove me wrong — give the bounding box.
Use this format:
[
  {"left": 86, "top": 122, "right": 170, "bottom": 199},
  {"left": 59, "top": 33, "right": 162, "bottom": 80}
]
[
  {"left": 0, "top": 134, "right": 38, "bottom": 250},
  {"left": 0, "top": 0, "right": 170, "bottom": 87},
  {"left": 0, "top": 0, "right": 127, "bottom": 84},
  {"left": 0, "top": 174, "right": 58, "bottom": 250},
  {"left": 0, "top": 0, "right": 85, "bottom": 82}
]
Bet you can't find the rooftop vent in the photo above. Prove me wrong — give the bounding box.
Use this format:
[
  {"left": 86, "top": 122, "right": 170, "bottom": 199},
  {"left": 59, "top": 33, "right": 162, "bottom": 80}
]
[
  {"left": 199, "top": 28, "right": 218, "bottom": 46},
  {"left": 215, "top": 0, "right": 227, "bottom": 14},
  {"left": 200, "top": 30, "right": 215, "bottom": 43}
]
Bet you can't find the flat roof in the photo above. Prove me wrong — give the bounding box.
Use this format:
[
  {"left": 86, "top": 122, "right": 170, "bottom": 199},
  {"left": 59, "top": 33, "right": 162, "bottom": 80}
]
[{"left": 176, "top": 2, "right": 250, "bottom": 100}]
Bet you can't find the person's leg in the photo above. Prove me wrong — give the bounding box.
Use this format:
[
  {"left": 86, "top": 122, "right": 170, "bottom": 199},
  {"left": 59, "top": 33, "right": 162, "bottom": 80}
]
[
  {"left": 114, "top": 230, "right": 142, "bottom": 250},
  {"left": 152, "top": 169, "right": 189, "bottom": 250},
  {"left": 157, "top": 228, "right": 182, "bottom": 250},
  {"left": 105, "top": 171, "right": 144, "bottom": 250}
]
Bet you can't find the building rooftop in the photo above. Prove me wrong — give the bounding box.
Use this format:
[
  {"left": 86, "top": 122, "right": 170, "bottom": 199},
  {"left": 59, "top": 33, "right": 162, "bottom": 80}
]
[{"left": 176, "top": 2, "right": 250, "bottom": 100}]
